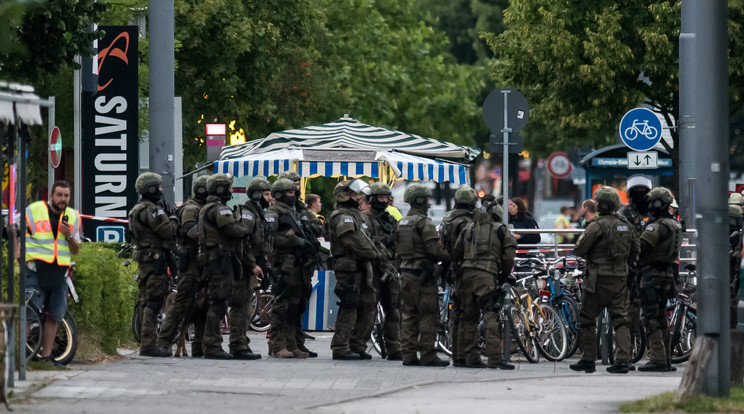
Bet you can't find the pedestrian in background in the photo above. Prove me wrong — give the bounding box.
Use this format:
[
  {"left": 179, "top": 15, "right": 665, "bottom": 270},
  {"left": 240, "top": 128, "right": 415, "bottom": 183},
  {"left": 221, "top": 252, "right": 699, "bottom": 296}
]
[
  {"left": 554, "top": 205, "right": 573, "bottom": 244},
  {"left": 306, "top": 193, "right": 325, "bottom": 224},
  {"left": 25, "top": 180, "right": 80, "bottom": 364},
  {"left": 578, "top": 199, "right": 597, "bottom": 229},
  {"left": 507, "top": 197, "right": 541, "bottom": 246}
]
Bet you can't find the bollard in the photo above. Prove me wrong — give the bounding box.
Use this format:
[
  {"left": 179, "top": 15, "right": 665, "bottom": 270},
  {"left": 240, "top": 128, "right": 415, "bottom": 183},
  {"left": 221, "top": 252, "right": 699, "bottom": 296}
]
[{"left": 0, "top": 304, "right": 17, "bottom": 410}]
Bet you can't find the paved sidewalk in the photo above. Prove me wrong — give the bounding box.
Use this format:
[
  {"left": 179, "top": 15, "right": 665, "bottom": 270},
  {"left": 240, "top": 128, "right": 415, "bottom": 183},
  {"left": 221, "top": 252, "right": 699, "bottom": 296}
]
[{"left": 13, "top": 332, "right": 682, "bottom": 413}]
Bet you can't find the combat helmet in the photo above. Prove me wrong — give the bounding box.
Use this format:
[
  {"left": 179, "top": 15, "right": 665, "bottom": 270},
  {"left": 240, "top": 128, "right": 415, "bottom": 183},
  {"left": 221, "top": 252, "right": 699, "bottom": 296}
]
[
  {"left": 247, "top": 176, "right": 271, "bottom": 193},
  {"left": 368, "top": 182, "right": 392, "bottom": 196},
  {"left": 593, "top": 186, "right": 621, "bottom": 212},
  {"left": 135, "top": 172, "right": 163, "bottom": 195},
  {"left": 626, "top": 174, "right": 653, "bottom": 191},
  {"left": 206, "top": 173, "right": 233, "bottom": 196},
  {"left": 646, "top": 187, "right": 674, "bottom": 210},
  {"left": 333, "top": 180, "right": 354, "bottom": 203},
  {"left": 271, "top": 178, "right": 295, "bottom": 198},
  {"left": 404, "top": 184, "right": 432, "bottom": 204},
  {"left": 192, "top": 175, "right": 209, "bottom": 195},
  {"left": 454, "top": 187, "right": 478, "bottom": 206},
  {"left": 729, "top": 192, "right": 743, "bottom": 206},
  {"left": 488, "top": 202, "right": 504, "bottom": 222},
  {"left": 278, "top": 171, "right": 301, "bottom": 185}
]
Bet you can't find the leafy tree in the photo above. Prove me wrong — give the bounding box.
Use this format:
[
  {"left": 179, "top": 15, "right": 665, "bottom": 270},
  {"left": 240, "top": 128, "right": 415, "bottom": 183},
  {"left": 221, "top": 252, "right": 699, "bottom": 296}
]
[
  {"left": 0, "top": 0, "right": 105, "bottom": 84},
  {"left": 483, "top": 1, "right": 744, "bottom": 192}
]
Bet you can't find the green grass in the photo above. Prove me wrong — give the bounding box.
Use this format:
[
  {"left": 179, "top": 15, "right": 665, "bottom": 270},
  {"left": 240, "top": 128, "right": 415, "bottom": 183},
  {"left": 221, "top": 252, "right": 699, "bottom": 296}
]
[{"left": 620, "top": 387, "right": 744, "bottom": 413}]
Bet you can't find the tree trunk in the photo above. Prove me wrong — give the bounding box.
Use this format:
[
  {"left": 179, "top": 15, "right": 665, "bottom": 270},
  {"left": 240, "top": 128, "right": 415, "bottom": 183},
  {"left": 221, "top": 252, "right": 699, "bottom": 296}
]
[{"left": 676, "top": 335, "right": 715, "bottom": 401}]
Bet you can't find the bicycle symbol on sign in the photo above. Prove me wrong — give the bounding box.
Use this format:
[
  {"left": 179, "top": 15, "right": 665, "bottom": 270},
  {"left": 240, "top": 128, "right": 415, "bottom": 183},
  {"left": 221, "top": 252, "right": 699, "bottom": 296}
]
[{"left": 623, "top": 120, "right": 658, "bottom": 141}]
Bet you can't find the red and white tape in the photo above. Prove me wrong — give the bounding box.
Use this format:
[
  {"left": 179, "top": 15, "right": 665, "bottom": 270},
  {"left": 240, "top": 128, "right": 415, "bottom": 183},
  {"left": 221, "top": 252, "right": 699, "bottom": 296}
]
[{"left": 79, "top": 214, "right": 129, "bottom": 224}]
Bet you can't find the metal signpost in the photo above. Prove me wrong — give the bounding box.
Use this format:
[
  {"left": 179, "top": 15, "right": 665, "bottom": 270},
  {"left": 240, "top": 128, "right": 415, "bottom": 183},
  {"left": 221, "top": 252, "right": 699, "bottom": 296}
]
[{"left": 482, "top": 88, "right": 529, "bottom": 228}]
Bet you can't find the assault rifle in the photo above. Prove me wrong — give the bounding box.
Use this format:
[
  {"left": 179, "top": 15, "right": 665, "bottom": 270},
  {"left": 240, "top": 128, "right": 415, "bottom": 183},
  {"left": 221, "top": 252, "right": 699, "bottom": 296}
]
[
  {"left": 359, "top": 229, "right": 398, "bottom": 281},
  {"left": 278, "top": 214, "right": 328, "bottom": 271}
]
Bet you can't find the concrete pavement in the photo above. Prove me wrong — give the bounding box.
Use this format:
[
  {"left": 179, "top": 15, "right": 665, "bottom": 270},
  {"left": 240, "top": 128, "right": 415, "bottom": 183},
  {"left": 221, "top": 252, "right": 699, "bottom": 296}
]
[{"left": 12, "top": 332, "right": 682, "bottom": 413}]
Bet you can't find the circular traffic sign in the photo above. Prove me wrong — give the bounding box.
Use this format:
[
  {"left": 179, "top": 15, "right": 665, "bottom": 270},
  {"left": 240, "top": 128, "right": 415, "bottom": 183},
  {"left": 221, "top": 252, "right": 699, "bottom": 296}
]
[
  {"left": 547, "top": 152, "right": 572, "bottom": 179},
  {"left": 482, "top": 89, "right": 530, "bottom": 133},
  {"left": 49, "top": 126, "right": 62, "bottom": 168},
  {"left": 618, "top": 108, "right": 662, "bottom": 151}
]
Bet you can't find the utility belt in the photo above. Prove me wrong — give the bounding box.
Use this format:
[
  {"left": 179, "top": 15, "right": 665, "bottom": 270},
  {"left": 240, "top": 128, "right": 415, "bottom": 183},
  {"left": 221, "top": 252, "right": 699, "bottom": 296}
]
[
  {"left": 641, "top": 261, "right": 675, "bottom": 272},
  {"left": 174, "top": 246, "right": 198, "bottom": 272}
]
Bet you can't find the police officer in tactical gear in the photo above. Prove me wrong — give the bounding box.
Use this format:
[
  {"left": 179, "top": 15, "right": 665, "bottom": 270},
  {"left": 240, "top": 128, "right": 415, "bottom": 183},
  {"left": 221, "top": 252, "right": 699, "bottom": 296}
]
[
  {"left": 439, "top": 186, "right": 477, "bottom": 366},
  {"left": 637, "top": 187, "right": 682, "bottom": 372},
  {"left": 198, "top": 174, "right": 258, "bottom": 360},
  {"left": 453, "top": 202, "right": 517, "bottom": 369},
  {"left": 396, "top": 184, "right": 450, "bottom": 366},
  {"left": 129, "top": 172, "right": 177, "bottom": 357},
  {"left": 729, "top": 196, "right": 743, "bottom": 328},
  {"left": 278, "top": 171, "right": 322, "bottom": 356},
  {"left": 570, "top": 187, "right": 640, "bottom": 374},
  {"left": 353, "top": 182, "right": 402, "bottom": 360},
  {"left": 265, "top": 178, "right": 309, "bottom": 358},
  {"left": 156, "top": 175, "right": 210, "bottom": 357},
  {"left": 328, "top": 179, "right": 380, "bottom": 360},
  {"left": 618, "top": 174, "right": 652, "bottom": 367}
]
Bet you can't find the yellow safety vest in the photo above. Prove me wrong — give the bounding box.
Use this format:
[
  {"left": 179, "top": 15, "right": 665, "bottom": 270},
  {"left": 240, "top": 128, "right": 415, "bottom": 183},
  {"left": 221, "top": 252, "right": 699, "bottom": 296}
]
[{"left": 25, "top": 201, "right": 79, "bottom": 266}]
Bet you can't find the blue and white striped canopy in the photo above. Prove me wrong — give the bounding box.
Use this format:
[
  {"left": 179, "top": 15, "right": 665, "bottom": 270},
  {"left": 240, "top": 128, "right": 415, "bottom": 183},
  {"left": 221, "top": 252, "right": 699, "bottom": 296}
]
[
  {"left": 214, "top": 149, "right": 471, "bottom": 184},
  {"left": 219, "top": 116, "right": 480, "bottom": 163}
]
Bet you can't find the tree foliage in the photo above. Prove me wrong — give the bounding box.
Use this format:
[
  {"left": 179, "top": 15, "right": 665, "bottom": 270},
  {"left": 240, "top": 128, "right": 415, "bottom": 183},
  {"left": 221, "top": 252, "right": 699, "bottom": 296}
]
[{"left": 483, "top": 0, "right": 744, "bottom": 177}]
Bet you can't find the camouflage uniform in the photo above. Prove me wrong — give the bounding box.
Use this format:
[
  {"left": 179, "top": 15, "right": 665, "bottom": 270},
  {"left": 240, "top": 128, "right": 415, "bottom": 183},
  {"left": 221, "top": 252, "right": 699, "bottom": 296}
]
[
  {"left": 571, "top": 187, "right": 639, "bottom": 374},
  {"left": 396, "top": 184, "right": 450, "bottom": 366},
  {"left": 329, "top": 180, "right": 379, "bottom": 360},
  {"left": 199, "top": 174, "right": 250, "bottom": 359},
  {"left": 356, "top": 189, "right": 402, "bottom": 360},
  {"left": 638, "top": 188, "right": 682, "bottom": 371},
  {"left": 129, "top": 173, "right": 176, "bottom": 356},
  {"left": 439, "top": 187, "right": 477, "bottom": 365},
  {"left": 453, "top": 204, "right": 517, "bottom": 368},
  {"left": 156, "top": 176, "right": 209, "bottom": 356}
]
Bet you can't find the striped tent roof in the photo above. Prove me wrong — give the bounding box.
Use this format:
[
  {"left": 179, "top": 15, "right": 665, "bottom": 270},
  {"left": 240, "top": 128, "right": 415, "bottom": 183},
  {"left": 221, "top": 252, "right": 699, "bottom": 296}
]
[{"left": 219, "top": 115, "right": 481, "bottom": 163}]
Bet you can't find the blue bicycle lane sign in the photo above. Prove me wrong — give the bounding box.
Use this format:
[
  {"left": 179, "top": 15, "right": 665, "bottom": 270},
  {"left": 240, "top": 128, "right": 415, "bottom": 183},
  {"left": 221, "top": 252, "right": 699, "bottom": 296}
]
[{"left": 619, "top": 107, "right": 663, "bottom": 151}]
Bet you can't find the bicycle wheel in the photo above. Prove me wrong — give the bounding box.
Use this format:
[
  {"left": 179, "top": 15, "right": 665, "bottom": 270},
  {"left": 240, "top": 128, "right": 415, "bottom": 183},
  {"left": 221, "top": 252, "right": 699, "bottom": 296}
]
[
  {"left": 553, "top": 296, "right": 580, "bottom": 359},
  {"left": 435, "top": 293, "right": 453, "bottom": 358},
  {"left": 369, "top": 302, "right": 386, "bottom": 358},
  {"left": 629, "top": 322, "right": 646, "bottom": 364},
  {"left": 25, "top": 305, "right": 43, "bottom": 361},
  {"left": 534, "top": 304, "right": 568, "bottom": 362},
  {"left": 506, "top": 305, "right": 539, "bottom": 363},
  {"left": 132, "top": 300, "right": 142, "bottom": 343},
  {"left": 49, "top": 311, "right": 78, "bottom": 366},
  {"left": 596, "top": 312, "right": 615, "bottom": 365},
  {"left": 249, "top": 290, "right": 274, "bottom": 332},
  {"left": 671, "top": 307, "right": 696, "bottom": 363}
]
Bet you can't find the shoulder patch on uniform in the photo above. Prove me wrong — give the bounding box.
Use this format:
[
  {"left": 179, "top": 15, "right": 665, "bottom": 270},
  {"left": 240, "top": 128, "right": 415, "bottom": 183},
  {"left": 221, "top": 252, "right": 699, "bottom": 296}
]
[
  {"left": 343, "top": 218, "right": 354, "bottom": 224},
  {"left": 646, "top": 225, "right": 654, "bottom": 232},
  {"left": 219, "top": 209, "right": 232, "bottom": 216},
  {"left": 242, "top": 212, "right": 254, "bottom": 221},
  {"left": 400, "top": 219, "right": 409, "bottom": 225},
  {"left": 301, "top": 215, "right": 309, "bottom": 221},
  {"left": 675, "top": 222, "right": 682, "bottom": 228},
  {"left": 617, "top": 225, "right": 628, "bottom": 232},
  {"left": 362, "top": 223, "right": 368, "bottom": 229},
  {"left": 157, "top": 209, "right": 165, "bottom": 216},
  {"left": 265, "top": 217, "right": 276, "bottom": 223}
]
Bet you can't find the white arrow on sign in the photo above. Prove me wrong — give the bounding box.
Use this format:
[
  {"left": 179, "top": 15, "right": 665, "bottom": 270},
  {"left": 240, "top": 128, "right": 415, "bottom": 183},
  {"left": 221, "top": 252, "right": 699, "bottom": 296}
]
[{"left": 627, "top": 151, "right": 658, "bottom": 169}]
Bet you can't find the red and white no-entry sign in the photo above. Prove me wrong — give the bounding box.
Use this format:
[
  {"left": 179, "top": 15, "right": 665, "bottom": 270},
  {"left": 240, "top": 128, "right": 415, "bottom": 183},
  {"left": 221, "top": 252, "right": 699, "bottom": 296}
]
[
  {"left": 547, "top": 152, "right": 572, "bottom": 179},
  {"left": 49, "top": 126, "right": 62, "bottom": 168}
]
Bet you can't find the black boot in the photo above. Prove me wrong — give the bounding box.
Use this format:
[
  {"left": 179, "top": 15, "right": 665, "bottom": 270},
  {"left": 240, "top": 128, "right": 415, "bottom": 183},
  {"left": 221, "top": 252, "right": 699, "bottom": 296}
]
[
  {"left": 386, "top": 352, "right": 403, "bottom": 361},
  {"left": 298, "top": 346, "right": 318, "bottom": 358},
  {"left": 488, "top": 360, "right": 515, "bottom": 370},
  {"left": 333, "top": 351, "right": 364, "bottom": 360},
  {"left": 231, "top": 350, "right": 262, "bottom": 360},
  {"left": 638, "top": 361, "right": 672, "bottom": 372},
  {"left": 606, "top": 364, "right": 629, "bottom": 374},
  {"left": 140, "top": 346, "right": 170, "bottom": 357},
  {"left": 569, "top": 360, "right": 596, "bottom": 373},
  {"left": 203, "top": 350, "right": 233, "bottom": 360},
  {"left": 421, "top": 357, "right": 450, "bottom": 367}
]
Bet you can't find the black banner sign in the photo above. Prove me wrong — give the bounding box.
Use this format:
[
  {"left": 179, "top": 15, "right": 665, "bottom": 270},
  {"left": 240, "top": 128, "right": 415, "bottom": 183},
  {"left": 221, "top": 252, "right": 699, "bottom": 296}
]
[{"left": 81, "top": 26, "right": 139, "bottom": 242}]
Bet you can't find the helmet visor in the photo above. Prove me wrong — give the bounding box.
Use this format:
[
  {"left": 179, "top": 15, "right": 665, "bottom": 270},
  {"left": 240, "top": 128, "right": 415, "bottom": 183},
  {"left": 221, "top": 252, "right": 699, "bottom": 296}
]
[{"left": 349, "top": 179, "right": 371, "bottom": 195}]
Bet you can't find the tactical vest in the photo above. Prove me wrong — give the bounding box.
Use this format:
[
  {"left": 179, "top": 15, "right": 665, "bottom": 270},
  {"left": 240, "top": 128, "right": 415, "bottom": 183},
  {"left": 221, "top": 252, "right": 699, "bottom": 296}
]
[
  {"left": 328, "top": 208, "right": 355, "bottom": 258},
  {"left": 176, "top": 199, "right": 202, "bottom": 251},
  {"left": 643, "top": 217, "right": 681, "bottom": 264},
  {"left": 397, "top": 214, "right": 427, "bottom": 261},
  {"left": 587, "top": 215, "right": 633, "bottom": 265},
  {"left": 461, "top": 210, "right": 504, "bottom": 273},
  {"left": 266, "top": 202, "right": 298, "bottom": 255},
  {"left": 129, "top": 200, "right": 165, "bottom": 249},
  {"left": 440, "top": 209, "right": 473, "bottom": 253},
  {"left": 198, "top": 201, "right": 238, "bottom": 252}
]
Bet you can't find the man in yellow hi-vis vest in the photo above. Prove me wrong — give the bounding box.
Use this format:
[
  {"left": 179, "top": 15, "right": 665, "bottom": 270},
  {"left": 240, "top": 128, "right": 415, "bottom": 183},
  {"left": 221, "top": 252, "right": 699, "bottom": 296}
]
[{"left": 25, "top": 181, "right": 80, "bottom": 363}]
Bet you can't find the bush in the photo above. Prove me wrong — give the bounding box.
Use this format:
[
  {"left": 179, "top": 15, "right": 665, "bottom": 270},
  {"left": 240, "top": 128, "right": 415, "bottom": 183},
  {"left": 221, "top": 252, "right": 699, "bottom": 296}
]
[{"left": 68, "top": 242, "right": 138, "bottom": 355}]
